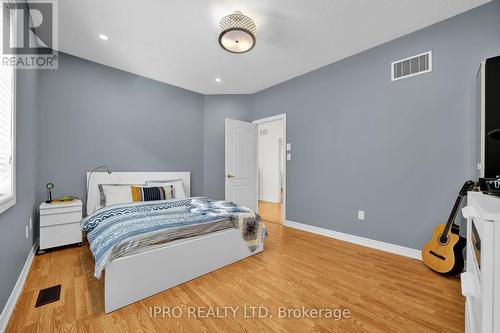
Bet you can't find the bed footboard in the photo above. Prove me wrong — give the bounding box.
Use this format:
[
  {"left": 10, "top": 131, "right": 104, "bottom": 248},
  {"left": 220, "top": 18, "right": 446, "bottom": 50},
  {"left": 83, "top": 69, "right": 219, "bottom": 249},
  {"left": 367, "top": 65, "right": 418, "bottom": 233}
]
[{"left": 104, "top": 229, "right": 263, "bottom": 313}]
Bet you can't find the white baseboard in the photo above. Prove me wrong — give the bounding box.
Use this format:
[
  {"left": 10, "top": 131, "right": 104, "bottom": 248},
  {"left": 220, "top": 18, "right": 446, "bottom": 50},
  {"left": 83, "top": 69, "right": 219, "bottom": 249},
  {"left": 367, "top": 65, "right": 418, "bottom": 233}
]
[
  {"left": 284, "top": 220, "right": 422, "bottom": 261},
  {"left": 0, "top": 239, "right": 38, "bottom": 333}
]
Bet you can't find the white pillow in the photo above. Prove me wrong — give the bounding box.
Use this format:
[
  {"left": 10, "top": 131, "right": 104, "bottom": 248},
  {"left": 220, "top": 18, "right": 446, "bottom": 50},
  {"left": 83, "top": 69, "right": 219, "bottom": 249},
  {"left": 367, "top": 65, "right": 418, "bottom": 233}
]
[
  {"left": 146, "top": 179, "right": 186, "bottom": 198},
  {"left": 99, "top": 184, "right": 133, "bottom": 207}
]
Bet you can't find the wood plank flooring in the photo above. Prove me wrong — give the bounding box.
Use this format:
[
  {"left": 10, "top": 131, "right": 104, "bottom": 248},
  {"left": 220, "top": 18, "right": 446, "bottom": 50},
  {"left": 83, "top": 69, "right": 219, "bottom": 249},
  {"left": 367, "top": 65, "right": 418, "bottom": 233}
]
[
  {"left": 258, "top": 201, "right": 283, "bottom": 224},
  {"left": 7, "top": 220, "right": 464, "bottom": 332}
]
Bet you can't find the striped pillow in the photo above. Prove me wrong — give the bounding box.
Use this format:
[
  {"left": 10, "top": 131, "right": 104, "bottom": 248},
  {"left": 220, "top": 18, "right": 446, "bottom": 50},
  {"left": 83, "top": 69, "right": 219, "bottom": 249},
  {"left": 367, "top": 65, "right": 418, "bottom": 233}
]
[
  {"left": 99, "top": 184, "right": 176, "bottom": 208},
  {"left": 131, "top": 185, "right": 175, "bottom": 202}
]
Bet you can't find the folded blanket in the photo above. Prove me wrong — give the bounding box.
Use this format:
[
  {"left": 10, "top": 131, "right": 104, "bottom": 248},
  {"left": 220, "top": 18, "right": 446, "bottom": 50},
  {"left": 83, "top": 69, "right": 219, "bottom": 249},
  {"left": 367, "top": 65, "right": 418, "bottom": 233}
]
[{"left": 81, "top": 197, "right": 266, "bottom": 278}]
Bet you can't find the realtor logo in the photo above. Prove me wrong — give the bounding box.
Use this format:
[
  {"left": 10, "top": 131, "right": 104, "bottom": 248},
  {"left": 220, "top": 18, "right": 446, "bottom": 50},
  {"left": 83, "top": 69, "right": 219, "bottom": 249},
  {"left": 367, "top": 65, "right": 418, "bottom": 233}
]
[{"left": 1, "top": 0, "right": 58, "bottom": 68}]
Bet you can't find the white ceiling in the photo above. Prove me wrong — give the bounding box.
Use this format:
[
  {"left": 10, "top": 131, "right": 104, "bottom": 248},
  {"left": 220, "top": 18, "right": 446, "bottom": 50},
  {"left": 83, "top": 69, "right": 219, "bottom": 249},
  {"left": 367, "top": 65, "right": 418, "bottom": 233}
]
[{"left": 56, "top": 0, "right": 490, "bottom": 94}]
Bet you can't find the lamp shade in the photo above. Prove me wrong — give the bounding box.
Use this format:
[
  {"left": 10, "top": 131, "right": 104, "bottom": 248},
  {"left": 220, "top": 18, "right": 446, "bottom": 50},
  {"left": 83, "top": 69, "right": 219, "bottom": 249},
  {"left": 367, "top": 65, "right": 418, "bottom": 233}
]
[{"left": 218, "top": 11, "right": 256, "bottom": 53}]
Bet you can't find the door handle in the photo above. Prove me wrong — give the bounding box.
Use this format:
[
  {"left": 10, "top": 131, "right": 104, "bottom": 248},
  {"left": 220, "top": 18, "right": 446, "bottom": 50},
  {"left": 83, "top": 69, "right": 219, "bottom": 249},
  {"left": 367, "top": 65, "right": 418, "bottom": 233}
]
[{"left": 227, "top": 174, "right": 235, "bottom": 178}]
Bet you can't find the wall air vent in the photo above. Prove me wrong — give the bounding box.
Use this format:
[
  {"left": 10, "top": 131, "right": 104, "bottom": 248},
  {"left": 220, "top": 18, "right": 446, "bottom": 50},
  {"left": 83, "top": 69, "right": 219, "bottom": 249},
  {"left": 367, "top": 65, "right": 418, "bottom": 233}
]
[
  {"left": 260, "top": 129, "right": 268, "bottom": 136},
  {"left": 391, "top": 51, "right": 432, "bottom": 81}
]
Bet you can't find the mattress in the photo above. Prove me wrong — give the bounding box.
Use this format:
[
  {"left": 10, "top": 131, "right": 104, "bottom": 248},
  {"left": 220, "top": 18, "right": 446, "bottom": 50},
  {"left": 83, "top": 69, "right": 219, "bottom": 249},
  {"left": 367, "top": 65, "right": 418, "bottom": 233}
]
[{"left": 81, "top": 198, "right": 266, "bottom": 278}]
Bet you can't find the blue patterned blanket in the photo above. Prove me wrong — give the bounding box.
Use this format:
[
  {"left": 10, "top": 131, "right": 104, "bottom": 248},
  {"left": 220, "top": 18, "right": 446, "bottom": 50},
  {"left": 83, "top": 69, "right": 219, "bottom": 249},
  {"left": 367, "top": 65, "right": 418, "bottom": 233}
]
[{"left": 81, "top": 198, "right": 266, "bottom": 278}]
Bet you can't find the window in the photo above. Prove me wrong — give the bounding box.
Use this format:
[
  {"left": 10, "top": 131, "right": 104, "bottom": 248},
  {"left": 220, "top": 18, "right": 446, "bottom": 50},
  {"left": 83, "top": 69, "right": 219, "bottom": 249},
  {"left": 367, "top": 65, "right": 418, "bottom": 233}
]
[{"left": 0, "top": 6, "right": 16, "bottom": 214}]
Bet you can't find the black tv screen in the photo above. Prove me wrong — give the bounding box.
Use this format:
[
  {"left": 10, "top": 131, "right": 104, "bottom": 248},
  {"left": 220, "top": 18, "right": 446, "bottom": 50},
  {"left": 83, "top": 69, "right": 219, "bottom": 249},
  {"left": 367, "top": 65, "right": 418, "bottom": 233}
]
[{"left": 485, "top": 55, "right": 500, "bottom": 178}]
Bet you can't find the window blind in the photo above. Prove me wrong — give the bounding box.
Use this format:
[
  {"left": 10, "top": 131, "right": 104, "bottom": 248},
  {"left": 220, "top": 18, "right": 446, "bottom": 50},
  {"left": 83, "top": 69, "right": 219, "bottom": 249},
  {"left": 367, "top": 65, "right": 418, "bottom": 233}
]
[{"left": 0, "top": 5, "right": 14, "bottom": 202}]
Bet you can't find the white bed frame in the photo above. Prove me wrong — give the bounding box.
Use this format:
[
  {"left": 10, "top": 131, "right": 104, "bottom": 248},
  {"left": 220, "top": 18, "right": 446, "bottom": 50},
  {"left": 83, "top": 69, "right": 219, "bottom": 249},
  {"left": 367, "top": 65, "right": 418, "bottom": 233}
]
[{"left": 86, "top": 172, "right": 263, "bottom": 313}]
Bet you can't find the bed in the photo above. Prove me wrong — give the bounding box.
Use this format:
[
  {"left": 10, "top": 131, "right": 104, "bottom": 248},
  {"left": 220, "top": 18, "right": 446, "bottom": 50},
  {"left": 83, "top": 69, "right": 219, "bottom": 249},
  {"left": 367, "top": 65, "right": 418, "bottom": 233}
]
[{"left": 84, "top": 172, "right": 265, "bottom": 313}]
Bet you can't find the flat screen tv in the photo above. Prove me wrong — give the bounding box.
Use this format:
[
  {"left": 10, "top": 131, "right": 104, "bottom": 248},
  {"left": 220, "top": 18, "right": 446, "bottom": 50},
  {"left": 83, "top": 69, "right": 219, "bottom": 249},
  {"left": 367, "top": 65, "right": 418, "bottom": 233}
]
[{"left": 479, "top": 55, "right": 500, "bottom": 178}]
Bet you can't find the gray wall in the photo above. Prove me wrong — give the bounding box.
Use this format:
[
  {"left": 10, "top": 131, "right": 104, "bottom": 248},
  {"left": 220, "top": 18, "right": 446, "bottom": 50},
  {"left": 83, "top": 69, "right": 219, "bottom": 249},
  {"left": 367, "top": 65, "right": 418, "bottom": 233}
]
[
  {"left": 37, "top": 53, "right": 205, "bottom": 205},
  {"left": 203, "top": 95, "right": 252, "bottom": 199},
  {"left": 252, "top": 1, "right": 500, "bottom": 249},
  {"left": 0, "top": 69, "right": 39, "bottom": 310}
]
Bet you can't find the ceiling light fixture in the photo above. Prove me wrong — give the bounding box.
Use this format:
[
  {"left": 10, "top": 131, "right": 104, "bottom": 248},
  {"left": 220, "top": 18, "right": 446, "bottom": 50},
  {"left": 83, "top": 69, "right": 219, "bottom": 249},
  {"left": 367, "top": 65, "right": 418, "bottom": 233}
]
[
  {"left": 98, "top": 34, "right": 109, "bottom": 40},
  {"left": 218, "top": 11, "right": 256, "bottom": 54},
  {"left": 215, "top": 77, "right": 222, "bottom": 83}
]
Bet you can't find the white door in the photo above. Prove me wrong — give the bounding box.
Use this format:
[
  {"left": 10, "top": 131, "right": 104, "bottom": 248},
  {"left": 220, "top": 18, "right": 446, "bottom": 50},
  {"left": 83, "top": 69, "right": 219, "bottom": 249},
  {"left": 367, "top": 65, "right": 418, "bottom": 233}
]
[{"left": 225, "top": 118, "right": 257, "bottom": 210}]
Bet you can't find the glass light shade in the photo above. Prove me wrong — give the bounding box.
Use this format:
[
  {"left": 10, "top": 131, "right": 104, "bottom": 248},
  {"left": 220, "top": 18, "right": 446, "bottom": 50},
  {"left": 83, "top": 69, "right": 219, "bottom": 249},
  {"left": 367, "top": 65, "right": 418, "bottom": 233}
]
[
  {"left": 219, "top": 29, "right": 255, "bottom": 53},
  {"left": 218, "top": 11, "right": 256, "bottom": 54}
]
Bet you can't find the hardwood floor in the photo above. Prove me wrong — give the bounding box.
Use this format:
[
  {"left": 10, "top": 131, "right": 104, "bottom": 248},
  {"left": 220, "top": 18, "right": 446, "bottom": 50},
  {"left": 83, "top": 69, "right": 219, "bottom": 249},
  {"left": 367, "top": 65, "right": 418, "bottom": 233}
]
[
  {"left": 258, "top": 200, "right": 283, "bottom": 224},
  {"left": 7, "top": 222, "right": 464, "bottom": 332}
]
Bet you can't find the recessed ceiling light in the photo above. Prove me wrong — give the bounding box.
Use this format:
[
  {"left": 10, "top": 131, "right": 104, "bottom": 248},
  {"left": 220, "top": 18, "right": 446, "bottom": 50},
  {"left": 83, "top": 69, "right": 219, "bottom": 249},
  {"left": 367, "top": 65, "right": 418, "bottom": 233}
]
[
  {"left": 98, "top": 34, "right": 109, "bottom": 40},
  {"left": 215, "top": 77, "right": 222, "bottom": 83}
]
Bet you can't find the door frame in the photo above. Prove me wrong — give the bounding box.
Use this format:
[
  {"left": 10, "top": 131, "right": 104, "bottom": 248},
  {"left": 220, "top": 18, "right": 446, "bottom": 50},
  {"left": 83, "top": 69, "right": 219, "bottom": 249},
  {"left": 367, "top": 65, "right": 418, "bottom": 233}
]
[{"left": 253, "top": 113, "right": 286, "bottom": 223}]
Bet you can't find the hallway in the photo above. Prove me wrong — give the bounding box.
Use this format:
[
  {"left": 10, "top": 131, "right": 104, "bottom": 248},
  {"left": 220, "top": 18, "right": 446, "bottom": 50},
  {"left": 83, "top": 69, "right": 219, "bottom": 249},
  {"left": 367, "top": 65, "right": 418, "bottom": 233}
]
[{"left": 258, "top": 200, "right": 283, "bottom": 224}]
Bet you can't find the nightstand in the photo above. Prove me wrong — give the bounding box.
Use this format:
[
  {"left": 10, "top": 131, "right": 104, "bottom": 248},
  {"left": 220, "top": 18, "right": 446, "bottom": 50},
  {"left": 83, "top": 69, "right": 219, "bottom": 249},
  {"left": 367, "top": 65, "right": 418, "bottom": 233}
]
[{"left": 39, "top": 200, "right": 83, "bottom": 254}]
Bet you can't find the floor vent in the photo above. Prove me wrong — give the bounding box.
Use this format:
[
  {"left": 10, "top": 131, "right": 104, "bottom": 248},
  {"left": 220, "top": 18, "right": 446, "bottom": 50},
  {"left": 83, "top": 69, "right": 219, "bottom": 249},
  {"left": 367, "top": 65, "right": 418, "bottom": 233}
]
[
  {"left": 391, "top": 51, "right": 432, "bottom": 81},
  {"left": 35, "top": 285, "right": 61, "bottom": 307}
]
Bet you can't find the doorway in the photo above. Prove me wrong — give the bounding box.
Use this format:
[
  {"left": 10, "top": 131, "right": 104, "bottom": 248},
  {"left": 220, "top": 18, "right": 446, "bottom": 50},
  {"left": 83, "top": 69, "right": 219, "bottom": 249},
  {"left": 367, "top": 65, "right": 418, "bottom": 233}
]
[{"left": 253, "top": 114, "right": 286, "bottom": 224}]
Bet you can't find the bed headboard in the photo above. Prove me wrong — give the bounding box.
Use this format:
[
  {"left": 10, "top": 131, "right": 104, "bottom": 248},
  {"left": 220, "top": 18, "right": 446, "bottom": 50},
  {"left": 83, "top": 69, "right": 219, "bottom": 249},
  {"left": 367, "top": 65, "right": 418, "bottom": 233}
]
[{"left": 86, "top": 171, "right": 191, "bottom": 216}]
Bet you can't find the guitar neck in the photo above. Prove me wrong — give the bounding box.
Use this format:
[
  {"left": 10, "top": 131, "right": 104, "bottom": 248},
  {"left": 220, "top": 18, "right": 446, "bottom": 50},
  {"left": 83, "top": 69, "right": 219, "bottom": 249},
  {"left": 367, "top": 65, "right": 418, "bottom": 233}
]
[{"left": 443, "top": 195, "right": 464, "bottom": 236}]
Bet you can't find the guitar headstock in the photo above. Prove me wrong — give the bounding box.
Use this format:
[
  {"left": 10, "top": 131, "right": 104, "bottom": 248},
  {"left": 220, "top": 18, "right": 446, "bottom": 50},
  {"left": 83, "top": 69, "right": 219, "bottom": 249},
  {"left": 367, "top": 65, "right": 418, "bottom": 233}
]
[{"left": 459, "top": 180, "right": 475, "bottom": 196}]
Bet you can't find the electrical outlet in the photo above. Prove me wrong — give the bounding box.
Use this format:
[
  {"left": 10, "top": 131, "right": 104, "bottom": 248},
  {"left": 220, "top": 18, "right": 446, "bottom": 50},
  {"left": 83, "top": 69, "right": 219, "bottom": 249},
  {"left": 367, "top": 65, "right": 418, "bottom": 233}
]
[
  {"left": 357, "top": 210, "right": 365, "bottom": 221},
  {"left": 477, "top": 163, "right": 482, "bottom": 170},
  {"left": 286, "top": 143, "right": 291, "bottom": 151},
  {"left": 25, "top": 225, "right": 29, "bottom": 239},
  {"left": 29, "top": 217, "right": 32, "bottom": 230},
  {"left": 287, "top": 153, "right": 291, "bottom": 161}
]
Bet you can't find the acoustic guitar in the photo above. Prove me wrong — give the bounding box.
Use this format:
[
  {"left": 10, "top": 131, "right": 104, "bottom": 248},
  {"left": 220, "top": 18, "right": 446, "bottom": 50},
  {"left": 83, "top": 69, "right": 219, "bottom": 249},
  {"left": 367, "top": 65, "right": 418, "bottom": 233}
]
[{"left": 422, "top": 180, "right": 475, "bottom": 276}]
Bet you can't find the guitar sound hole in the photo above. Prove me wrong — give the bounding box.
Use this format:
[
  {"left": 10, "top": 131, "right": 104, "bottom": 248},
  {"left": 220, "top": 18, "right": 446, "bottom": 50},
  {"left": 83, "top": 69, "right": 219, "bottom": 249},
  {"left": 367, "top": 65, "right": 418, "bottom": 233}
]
[{"left": 438, "top": 234, "right": 449, "bottom": 245}]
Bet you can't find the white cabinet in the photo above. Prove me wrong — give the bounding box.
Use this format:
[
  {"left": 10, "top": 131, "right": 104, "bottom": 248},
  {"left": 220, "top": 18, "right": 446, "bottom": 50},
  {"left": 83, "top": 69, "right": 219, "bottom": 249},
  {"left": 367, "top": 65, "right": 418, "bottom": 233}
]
[
  {"left": 39, "top": 200, "right": 83, "bottom": 252},
  {"left": 461, "top": 192, "right": 500, "bottom": 333}
]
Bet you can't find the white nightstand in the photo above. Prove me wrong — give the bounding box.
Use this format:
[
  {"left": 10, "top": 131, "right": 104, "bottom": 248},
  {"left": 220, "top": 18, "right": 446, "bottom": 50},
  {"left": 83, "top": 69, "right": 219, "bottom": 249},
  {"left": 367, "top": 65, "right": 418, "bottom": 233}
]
[{"left": 39, "top": 200, "right": 83, "bottom": 254}]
